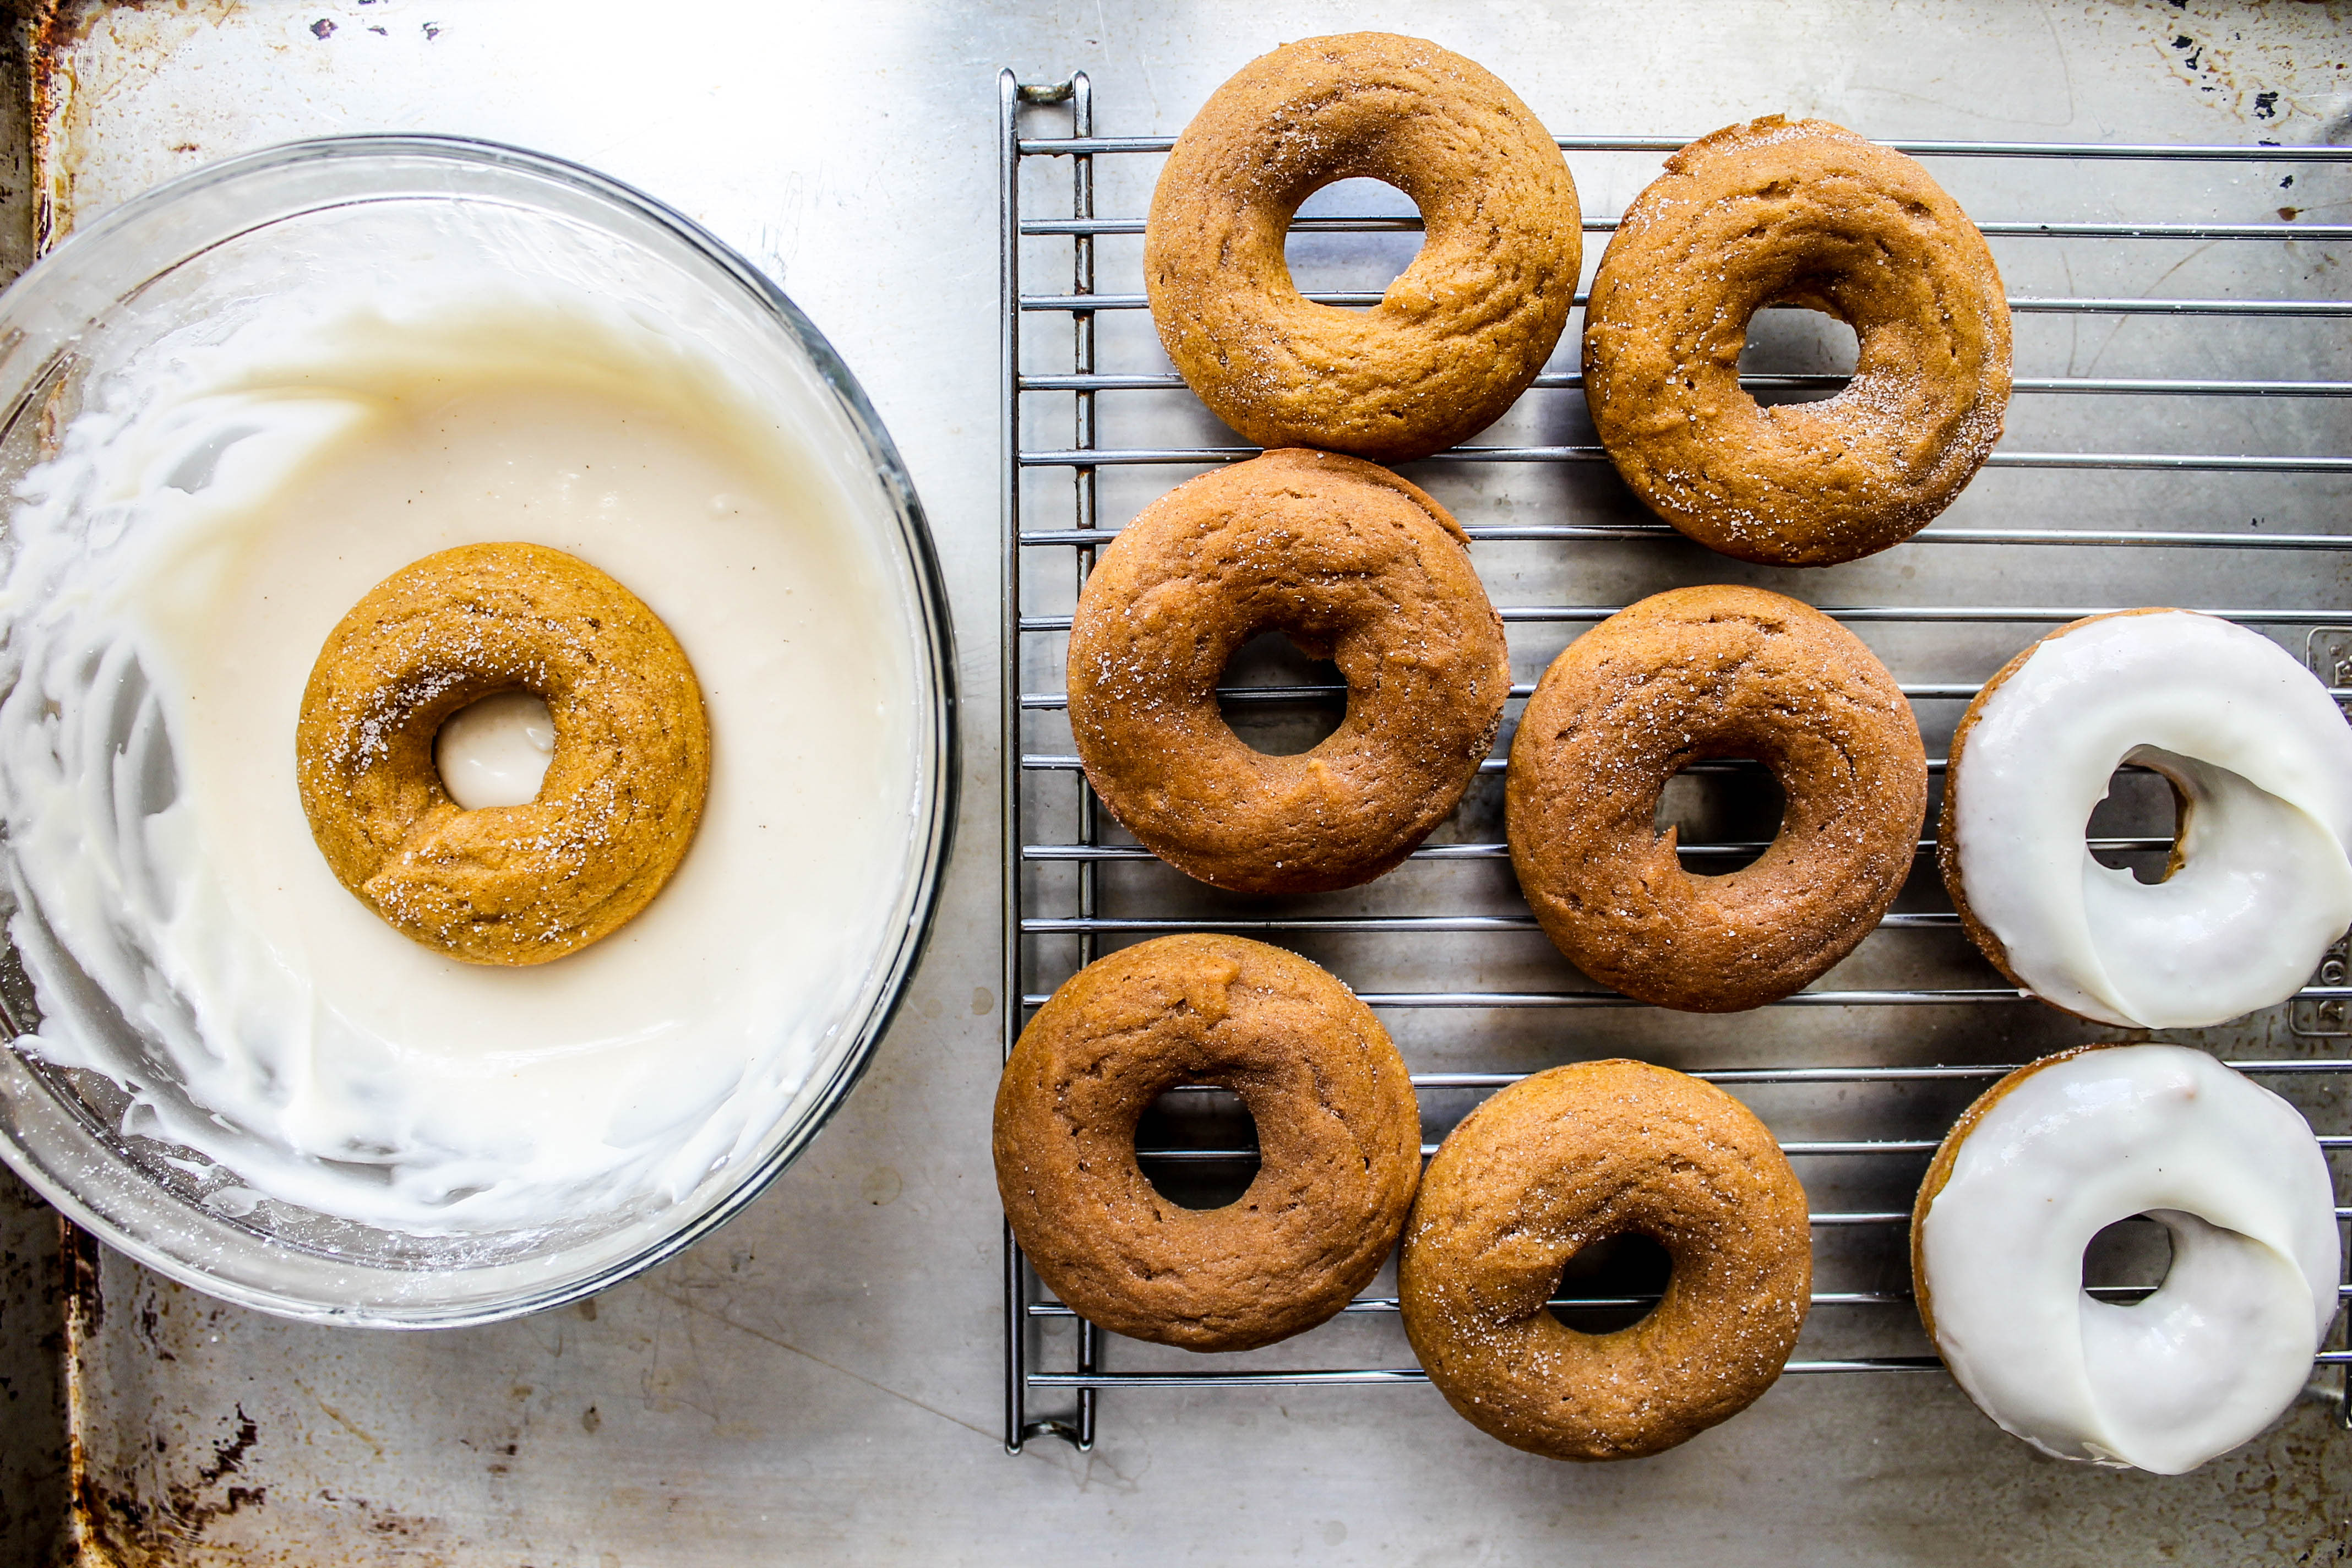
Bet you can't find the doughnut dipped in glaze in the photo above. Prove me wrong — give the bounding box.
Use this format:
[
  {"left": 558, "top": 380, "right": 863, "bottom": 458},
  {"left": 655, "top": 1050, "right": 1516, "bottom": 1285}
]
[
  {"left": 1145, "top": 33, "right": 1580, "bottom": 462},
  {"left": 1068, "top": 450, "right": 1508, "bottom": 894},
  {"left": 1506, "top": 585, "right": 1926, "bottom": 1011},
  {"left": 1402, "top": 1060, "right": 1812, "bottom": 1460},
  {"left": 1940, "top": 609, "right": 2352, "bottom": 1028},
  {"left": 296, "top": 542, "right": 709, "bottom": 966},
  {"left": 1583, "top": 116, "right": 2011, "bottom": 566},
  {"left": 1914, "top": 1044, "right": 2339, "bottom": 1473}
]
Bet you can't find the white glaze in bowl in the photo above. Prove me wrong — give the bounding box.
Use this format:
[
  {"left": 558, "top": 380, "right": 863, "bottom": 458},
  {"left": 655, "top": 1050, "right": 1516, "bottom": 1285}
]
[{"left": 0, "top": 138, "right": 956, "bottom": 1325}]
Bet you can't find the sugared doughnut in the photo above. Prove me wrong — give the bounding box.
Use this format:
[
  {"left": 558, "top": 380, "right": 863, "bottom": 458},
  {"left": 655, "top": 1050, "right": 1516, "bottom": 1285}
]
[
  {"left": 1941, "top": 609, "right": 2352, "bottom": 1028},
  {"left": 296, "top": 542, "right": 709, "bottom": 966},
  {"left": 1583, "top": 116, "right": 2012, "bottom": 566},
  {"left": 993, "top": 934, "right": 1422, "bottom": 1352},
  {"left": 1506, "top": 585, "right": 1927, "bottom": 1011},
  {"left": 1401, "top": 1060, "right": 1812, "bottom": 1461},
  {"left": 1913, "top": 1044, "right": 2340, "bottom": 1474},
  {"left": 1068, "top": 449, "right": 1509, "bottom": 894},
  {"left": 1145, "top": 33, "right": 1581, "bottom": 463}
]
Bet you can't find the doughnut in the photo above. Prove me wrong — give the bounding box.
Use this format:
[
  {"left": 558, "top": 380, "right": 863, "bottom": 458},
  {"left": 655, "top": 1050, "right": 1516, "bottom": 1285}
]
[
  {"left": 1144, "top": 33, "right": 1581, "bottom": 463},
  {"left": 1583, "top": 116, "right": 2012, "bottom": 567},
  {"left": 1068, "top": 449, "right": 1508, "bottom": 894},
  {"left": 296, "top": 542, "right": 710, "bottom": 966},
  {"left": 1506, "top": 585, "right": 1927, "bottom": 1011},
  {"left": 1941, "top": 609, "right": 2352, "bottom": 1028},
  {"left": 1913, "top": 1043, "right": 2340, "bottom": 1474},
  {"left": 1401, "top": 1060, "right": 1812, "bottom": 1461},
  {"left": 993, "top": 934, "right": 1420, "bottom": 1352}
]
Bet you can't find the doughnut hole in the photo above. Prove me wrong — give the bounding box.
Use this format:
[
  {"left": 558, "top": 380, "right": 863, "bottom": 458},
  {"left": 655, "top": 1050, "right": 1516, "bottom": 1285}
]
[
  {"left": 1283, "top": 177, "right": 1424, "bottom": 312},
  {"left": 1739, "top": 304, "right": 1860, "bottom": 405},
  {"left": 2081, "top": 1214, "right": 2174, "bottom": 1304},
  {"left": 1655, "top": 763, "right": 1788, "bottom": 875},
  {"left": 1548, "top": 1232, "right": 1674, "bottom": 1333},
  {"left": 2086, "top": 766, "right": 2184, "bottom": 885},
  {"left": 434, "top": 689, "right": 556, "bottom": 810},
  {"left": 1217, "top": 629, "right": 1346, "bottom": 757},
  {"left": 1134, "top": 1085, "right": 1260, "bottom": 1211}
]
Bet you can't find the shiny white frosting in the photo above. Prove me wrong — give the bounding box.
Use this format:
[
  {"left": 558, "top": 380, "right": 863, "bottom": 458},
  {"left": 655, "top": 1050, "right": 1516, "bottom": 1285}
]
[
  {"left": 1950, "top": 611, "right": 2352, "bottom": 1028},
  {"left": 0, "top": 298, "right": 924, "bottom": 1234},
  {"left": 1918, "top": 1044, "right": 2339, "bottom": 1473}
]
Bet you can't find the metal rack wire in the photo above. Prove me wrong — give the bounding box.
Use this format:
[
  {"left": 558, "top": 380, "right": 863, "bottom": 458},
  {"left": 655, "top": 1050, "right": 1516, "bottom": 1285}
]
[{"left": 998, "top": 68, "right": 2352, "bottom": 1453}]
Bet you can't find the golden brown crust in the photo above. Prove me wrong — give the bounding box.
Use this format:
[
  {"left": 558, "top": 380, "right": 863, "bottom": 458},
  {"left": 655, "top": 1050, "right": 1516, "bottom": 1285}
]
[
  {"left": 1937, "top": 608, "right": 2190, "bottom": 1014},
  {"left": 1505, "top": 585, "right": 1928, "bottom": 1012},
  {"left": 1068, "top": 450, "right": 1509, "bottom": 894},
  {"left": 1144, "top": 33, "right": 1581, "bottom": 462},
  {"left": 1582, "top": 116, "right": 2012, "bottom": 566},
  {"left": 296, "top": 542, "right": 709, "bottom": 966},
  {"left": 992, "top": 935, "right": 1422, "bottom": 1352},
  {"left": 1910, "top": 1042, "right": 2130, "bottom": 1344},
  {"left": 1400, "top": 1060, "right": 1812, "bottom": 1461}
]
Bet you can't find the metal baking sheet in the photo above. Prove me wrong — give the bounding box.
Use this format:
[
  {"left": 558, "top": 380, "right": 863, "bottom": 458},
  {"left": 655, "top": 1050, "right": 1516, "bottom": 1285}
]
[{"left": 4, "top": 2, "right": 2351, "bottom": 1563}]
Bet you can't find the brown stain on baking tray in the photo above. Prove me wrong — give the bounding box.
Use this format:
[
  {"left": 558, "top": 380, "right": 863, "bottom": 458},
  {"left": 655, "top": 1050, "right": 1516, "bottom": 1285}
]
[
  {"left": 59, "top": 1228, "right": 266, "bottom": 1566},
  {"left": 26, "top": 0, "right": 246, "bottom": 253}
]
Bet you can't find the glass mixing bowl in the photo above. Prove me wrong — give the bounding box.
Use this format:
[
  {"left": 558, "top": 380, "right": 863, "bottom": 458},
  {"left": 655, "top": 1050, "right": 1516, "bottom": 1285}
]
[{"left": 0, "top": 137, "right": 956, "bottom": 1325}]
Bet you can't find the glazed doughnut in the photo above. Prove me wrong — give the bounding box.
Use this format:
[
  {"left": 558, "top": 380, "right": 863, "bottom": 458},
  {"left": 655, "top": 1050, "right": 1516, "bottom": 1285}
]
[
  {"left": 1401, "top": 1060, "right": 1812, "bottom": 1461},
  {"left": 1913, "top": 1044, "right": 2340, "bottom": 1474},
  {"left": 296, "top": 542, "right": 710, "bottom": 966},
  {"left": 1506, "top": 585, "right": 1927, "bottom": 1011},
  {"left": 993, "top": 934, "right": 1421, "bottom": 1352},
  {"left": 1145, "top": 33, "right": 1581, "bottom": 463},
  {"left": 1941, "top": 610, "right": 2352, "bottom": 1028},
  {"left": 1583, "top": 116, "right": 2012, "bottom": 566},
  {"left": 1068, "top": 449, "right": 1508, "bottom": 894}
]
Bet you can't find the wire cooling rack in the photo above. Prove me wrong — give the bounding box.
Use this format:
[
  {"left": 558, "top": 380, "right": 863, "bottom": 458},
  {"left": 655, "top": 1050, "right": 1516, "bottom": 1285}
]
[{"left": 997, "top": 68, "right": 2352, "bottom": 1453}]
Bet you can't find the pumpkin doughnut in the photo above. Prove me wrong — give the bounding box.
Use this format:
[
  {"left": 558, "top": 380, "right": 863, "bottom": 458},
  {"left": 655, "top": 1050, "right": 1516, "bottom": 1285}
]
[
  {"left": 1941, "top": 609, "right": 2352, "bottom": 1029},
  {"left": 1144, "top": 33, "right": 1581, "bottom": 463},
  {"left": 993, "top": 934, "right": 1422, "bottom": 1352},
  {"left": 296, "top": 542, "right": 709, "bottom": 966},
  {"left": 1401, "top": 1060, "right": 1812, "bottom": 1461},
  {"left": 1506, "top": 585, "right": 1926, "bottom": 1011},
  {"left": 1583, "top": 116, "right": 2012, "bottom": 566},
  {"left": 1913, "top": 1044, "right": 2340, "bottom": 1473},
  {"left": 1068, "top": 449, "right": 1509, "bottom": 894}
]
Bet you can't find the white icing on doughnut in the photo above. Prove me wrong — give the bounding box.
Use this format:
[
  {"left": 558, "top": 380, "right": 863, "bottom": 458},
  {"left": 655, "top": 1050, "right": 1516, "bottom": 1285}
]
[
  {"left": 1950, "top": 611, "right": 2352, "bottom": 1028},
  {"left": 1918, "top": 1044, "right": 2339, "bottom": 1473}
]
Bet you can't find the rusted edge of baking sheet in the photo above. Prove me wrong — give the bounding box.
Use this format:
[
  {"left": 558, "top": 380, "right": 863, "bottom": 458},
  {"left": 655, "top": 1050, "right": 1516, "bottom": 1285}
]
[{"left": 3, "top": 5, "right": 74, "bottom": 1566}]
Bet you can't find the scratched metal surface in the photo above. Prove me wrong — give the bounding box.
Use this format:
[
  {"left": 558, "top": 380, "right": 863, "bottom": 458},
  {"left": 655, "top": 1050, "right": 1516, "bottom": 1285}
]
[{"left": 3, "top": 1, "right": 2351, "bottom": 1564}]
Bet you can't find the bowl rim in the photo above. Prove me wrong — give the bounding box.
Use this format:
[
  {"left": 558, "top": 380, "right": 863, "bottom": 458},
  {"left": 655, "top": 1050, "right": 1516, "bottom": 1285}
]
[{"left": 0, "top": 133, "right": 960, "bottom": 1327}]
